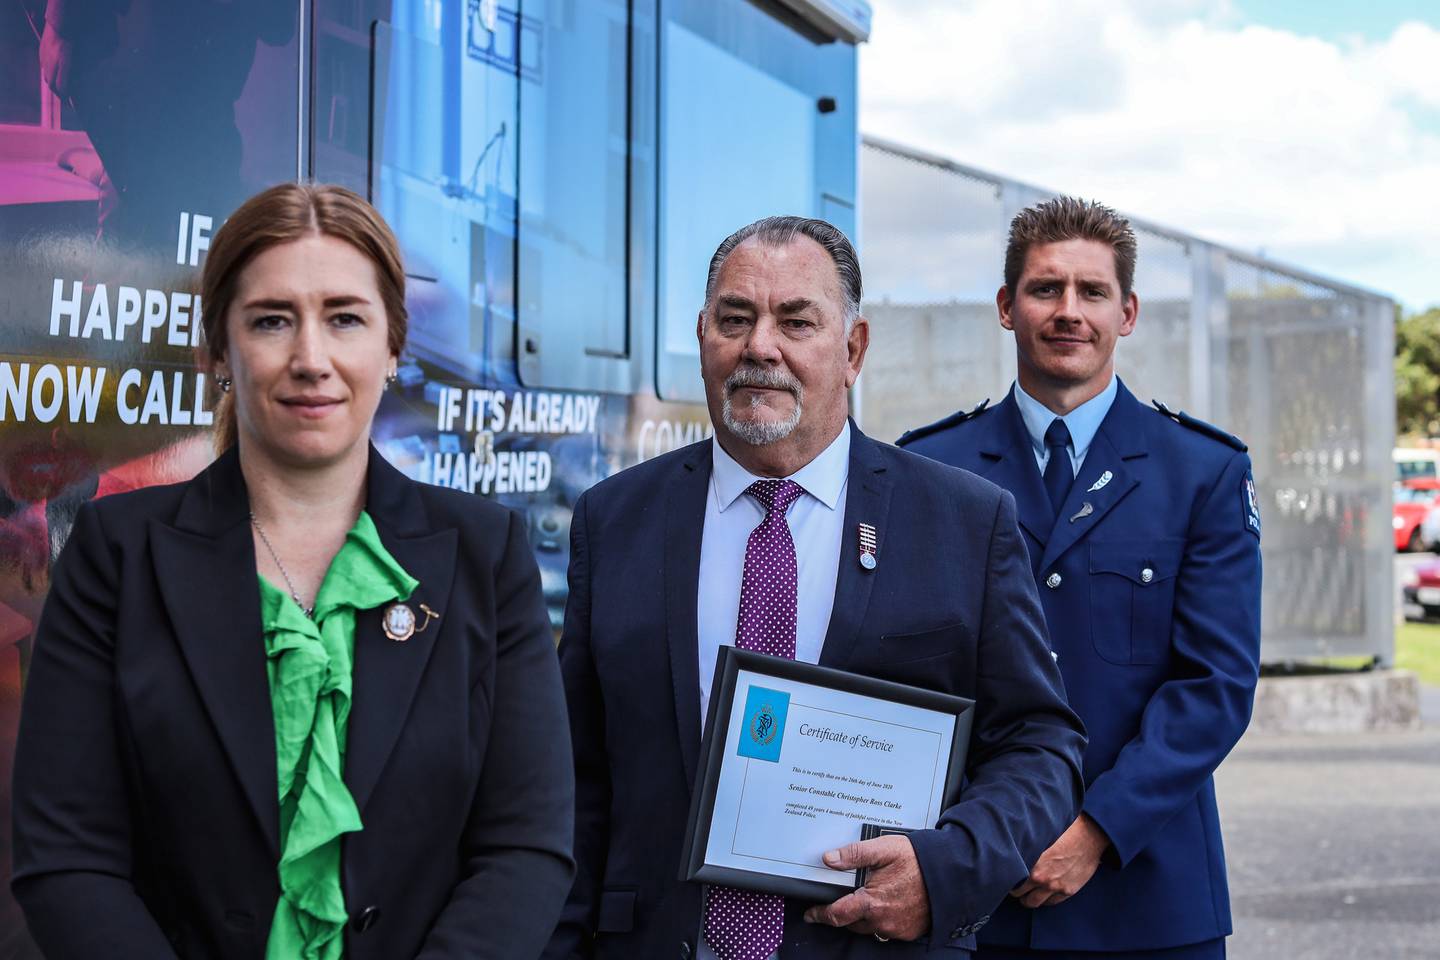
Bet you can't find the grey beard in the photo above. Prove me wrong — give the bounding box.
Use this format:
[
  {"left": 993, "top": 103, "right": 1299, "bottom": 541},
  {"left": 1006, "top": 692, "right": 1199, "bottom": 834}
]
[{"left": 721, "top": 367, "right": 803, "bottom": 446}]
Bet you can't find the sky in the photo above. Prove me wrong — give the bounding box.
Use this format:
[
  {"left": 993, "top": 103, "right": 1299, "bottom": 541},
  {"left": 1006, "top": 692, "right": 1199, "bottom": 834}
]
[{"left": 859, "top": 0, "right": 1440, "bottom": 312}]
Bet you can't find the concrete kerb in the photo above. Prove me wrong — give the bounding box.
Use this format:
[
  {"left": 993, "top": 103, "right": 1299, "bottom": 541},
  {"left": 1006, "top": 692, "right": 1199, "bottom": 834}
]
[{"left": 1248, "top": 669, "right": 1422, "bottom": 735}]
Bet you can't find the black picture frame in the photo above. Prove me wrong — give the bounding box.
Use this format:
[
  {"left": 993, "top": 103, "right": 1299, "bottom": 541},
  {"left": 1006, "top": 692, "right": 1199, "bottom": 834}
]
[{"left": 678, "top": 646, "right": 976, "bottom": 901}]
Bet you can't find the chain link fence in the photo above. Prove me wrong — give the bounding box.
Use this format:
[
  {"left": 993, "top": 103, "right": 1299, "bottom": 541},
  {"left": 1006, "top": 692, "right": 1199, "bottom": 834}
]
[{"left": 857, "top": 135, "right": 1394, "bottom": 663}]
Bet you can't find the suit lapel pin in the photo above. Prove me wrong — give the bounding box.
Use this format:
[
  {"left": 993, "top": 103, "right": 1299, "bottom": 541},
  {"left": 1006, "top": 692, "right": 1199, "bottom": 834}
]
[
  {"left": 1087, "top": 470, "right": 1113, "bottom": 493},
  {"left": 383, "top": 601, "right": 440, "bottom": 642},
  {"left": 858, "top": 523, "right": 878, "bottom": 571},
  {"left": 383, "top": 602, "right": 416, "bottom": 642},
  {"left": 1069, "top": 502, "right": 1094, "bottom": 523}
]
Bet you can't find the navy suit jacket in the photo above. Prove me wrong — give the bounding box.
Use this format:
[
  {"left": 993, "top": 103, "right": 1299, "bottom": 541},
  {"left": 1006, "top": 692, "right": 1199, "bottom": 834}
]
[
  {"left": 899, "top": 381, "right": 1262, "bottom": 952},
  {"left": 545, "top": 426, "right": 1086, "bottom": 960},
  {"left": 12, "top": 446, "right": 575, "bottom": 959}
]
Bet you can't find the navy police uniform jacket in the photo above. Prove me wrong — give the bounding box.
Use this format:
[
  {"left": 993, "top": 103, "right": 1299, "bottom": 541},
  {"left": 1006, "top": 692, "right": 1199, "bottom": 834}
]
[
  {"left": 544, "top": 426, "right": 1086, "bottom": 959},
  {"left": 898, "top": 380, "right": 1261, "bottom": 953}
]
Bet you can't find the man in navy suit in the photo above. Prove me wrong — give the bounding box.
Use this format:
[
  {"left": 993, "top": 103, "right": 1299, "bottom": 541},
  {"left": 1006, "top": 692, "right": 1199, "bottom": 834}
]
[
  {"left": 544, "top": 217, "right": 1086, "bottom": 960},
  {"left": 899, "top": 197, "right": 1262, "bottom": 960}
]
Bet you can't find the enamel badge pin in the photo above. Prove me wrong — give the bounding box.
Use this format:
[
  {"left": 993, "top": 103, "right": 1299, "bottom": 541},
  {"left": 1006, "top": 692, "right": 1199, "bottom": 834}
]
[
  {"left": 1087, "top": 470, "right": 1113, "bottom": 493},
  {"left": 382, "top": 601, "right": 441, "bottom": 642},
  {"left": 858, "top": 523, "right": 878, "bottom": 570}
]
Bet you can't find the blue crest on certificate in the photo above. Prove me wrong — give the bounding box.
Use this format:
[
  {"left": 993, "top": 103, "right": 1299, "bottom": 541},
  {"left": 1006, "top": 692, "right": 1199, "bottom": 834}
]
[{"left": 737, "top": 686, "right": 789, "bottom": 763}]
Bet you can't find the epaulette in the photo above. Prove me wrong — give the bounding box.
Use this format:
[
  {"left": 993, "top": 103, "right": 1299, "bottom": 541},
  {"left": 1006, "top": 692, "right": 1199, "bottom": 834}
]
[
  {"left": 1151, "top": 400, "right": 1247, "bottom": 452},
  {"left": 896, "top": 399, "right": 990, "bottom": 447}
]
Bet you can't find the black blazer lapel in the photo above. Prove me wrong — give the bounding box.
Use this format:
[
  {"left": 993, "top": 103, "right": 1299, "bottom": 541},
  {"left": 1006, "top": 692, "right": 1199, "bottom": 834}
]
[
  {"left": 666, "top": 443, "right": 710, "bottom": 788},
  {"left": 819, "top": 427, "right": 893, "bottom": 671},
  {"left": 150, "top": 449, "right": 280, "bottom": 858},
  {"left": 346, "top": 449, "right": 457, "bottom": 815},
  {"left": 976, "top": 392, "right": 1053, "bottom": 549},
  {"left": 1037, "top": 387, "right": 1147, "bottom": 573}
]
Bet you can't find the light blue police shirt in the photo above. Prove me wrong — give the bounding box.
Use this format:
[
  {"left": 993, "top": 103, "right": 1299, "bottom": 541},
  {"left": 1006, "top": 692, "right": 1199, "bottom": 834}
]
[{"left": 1013, "top": 375, "right": 1119, "bottom": 475}]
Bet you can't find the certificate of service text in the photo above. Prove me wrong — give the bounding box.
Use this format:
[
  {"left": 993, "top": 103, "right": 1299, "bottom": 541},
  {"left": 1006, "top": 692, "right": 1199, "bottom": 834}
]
[{"left": 702, "top": 667, "right": 957, "bottom": 888}]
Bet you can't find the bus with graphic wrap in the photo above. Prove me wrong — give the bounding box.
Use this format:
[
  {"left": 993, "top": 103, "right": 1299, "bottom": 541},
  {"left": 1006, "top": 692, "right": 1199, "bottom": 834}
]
[{"left": 0, "top": 0, "right": 870, "bottom": 951}]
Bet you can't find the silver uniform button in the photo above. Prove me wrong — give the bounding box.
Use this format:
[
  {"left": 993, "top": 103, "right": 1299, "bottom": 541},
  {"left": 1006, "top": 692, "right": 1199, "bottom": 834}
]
[
  {"left": 1045, "top": 573, "right": 1062, "bottom": 589},
  {"left": 1140, "top": 567, "right": 1154, "bottom": 584}
]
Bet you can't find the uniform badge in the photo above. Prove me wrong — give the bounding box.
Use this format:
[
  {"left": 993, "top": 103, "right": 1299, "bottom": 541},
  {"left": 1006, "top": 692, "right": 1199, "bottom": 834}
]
[
  {"left": 858, "top": 523, "right": 878, "bottom": 570},
  {"left": 1242, "top": 471, "right": 1261, "bottom": 538},
  {"left": 1069, "top": 501, "right": 1094, "bottom": 523},
  {"left": 1087, "top": 470, "right": 1113, "bottom": 493}
]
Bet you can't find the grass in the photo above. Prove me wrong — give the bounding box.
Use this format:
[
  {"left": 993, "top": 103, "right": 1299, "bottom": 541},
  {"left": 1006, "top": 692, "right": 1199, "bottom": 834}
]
[
  {"left": 1396, "top": 621, "right": 1440, "bottom": 687},
  {"left": 1298, "top": 624, "right": 1440, "bottom": 687}
]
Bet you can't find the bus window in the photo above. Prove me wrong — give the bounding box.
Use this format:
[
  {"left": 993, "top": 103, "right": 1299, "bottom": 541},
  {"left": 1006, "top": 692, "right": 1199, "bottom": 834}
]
[
  {"left": 355, "top": 3, "right": 521, "bottom": 386},
  {"left": 516, "top": 0, "right": 633, "bottom": 392},
  {"left": 655, "top": 0, "right": 859, "bottom": 402},
  {"left": 316, "top": 0, "right": 635, "bottom": 393}
]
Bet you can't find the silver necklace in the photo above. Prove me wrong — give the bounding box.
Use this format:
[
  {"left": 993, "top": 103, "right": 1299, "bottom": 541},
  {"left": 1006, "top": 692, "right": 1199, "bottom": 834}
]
[{"left": 250, "top": 512, "right": 315, "bottom": 618}]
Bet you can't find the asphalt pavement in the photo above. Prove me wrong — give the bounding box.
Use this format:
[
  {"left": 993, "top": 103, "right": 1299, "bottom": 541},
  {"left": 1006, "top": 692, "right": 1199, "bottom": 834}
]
[
  {"left": 1217, "top": 551, "right": 1440, "bottom": 959},
  {"left": 1218, "top": 726, "right": 1440, "bottom": 959}
]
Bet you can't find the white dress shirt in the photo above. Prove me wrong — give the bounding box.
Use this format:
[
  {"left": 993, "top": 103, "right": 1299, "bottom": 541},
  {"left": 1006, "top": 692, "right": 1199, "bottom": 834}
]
[{"left": 695, "top": 423, "right": 851, "bottom": 960}]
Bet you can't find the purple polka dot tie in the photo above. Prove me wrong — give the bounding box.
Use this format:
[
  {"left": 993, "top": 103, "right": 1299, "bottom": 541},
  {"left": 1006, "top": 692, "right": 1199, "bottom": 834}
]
[{"left": 704, "top": 479, "right": 804, "bottom": 960}]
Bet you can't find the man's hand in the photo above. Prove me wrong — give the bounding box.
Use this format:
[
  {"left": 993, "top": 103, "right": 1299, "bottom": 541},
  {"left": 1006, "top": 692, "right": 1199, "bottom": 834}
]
[
  {"left": 802, "top": 835, "right": 929, "bottom": 941},
  {"left": 40, "top": 21, "right": 75, "bottom": 99},
  {"left": 1010, "top": 814, "right": 1110, "bottom": 908}
]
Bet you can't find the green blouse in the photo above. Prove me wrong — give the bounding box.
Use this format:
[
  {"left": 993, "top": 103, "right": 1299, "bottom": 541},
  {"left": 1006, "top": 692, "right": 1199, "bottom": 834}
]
[{"left": 258, "top": 511, "right": 418, "bottom": 960}]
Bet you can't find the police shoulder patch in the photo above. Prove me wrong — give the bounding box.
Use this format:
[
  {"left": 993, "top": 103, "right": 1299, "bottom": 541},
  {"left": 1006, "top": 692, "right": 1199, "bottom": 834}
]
[
  {"left": 1241, "top": 468, "right": 1262, "bottom": 539},
  {"left": 1151, "top": 399, "right": 1248, "bottom": 452},
  {"left": 896, "top": 399, "right": 990, "bottom": 447}
]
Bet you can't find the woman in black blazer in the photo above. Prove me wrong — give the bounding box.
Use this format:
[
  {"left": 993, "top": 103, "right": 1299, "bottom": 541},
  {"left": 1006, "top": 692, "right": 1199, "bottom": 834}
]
[{"left": 11, "top": 183, "right": 575, "bottom": 958}]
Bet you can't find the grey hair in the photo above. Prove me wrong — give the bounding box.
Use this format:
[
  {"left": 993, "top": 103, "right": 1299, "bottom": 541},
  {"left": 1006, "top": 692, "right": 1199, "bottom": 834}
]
[{"left": 703, "top": 216, "right": 862, "bottom": 328}]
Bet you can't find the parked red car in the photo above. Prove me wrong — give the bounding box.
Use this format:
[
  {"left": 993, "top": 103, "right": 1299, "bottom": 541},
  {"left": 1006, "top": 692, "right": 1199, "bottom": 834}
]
[
  {"left": 1402, "top": 556, "right": 1440, "bottom": 619},
  {"left": 1394, "top": 478, "right": 1440, "bottom": 551}
]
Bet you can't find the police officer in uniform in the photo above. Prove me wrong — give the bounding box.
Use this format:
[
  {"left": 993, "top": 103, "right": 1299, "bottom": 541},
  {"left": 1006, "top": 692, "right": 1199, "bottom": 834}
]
[{"left": 898, "top": 197, "right": 1262, "bottom": 960}]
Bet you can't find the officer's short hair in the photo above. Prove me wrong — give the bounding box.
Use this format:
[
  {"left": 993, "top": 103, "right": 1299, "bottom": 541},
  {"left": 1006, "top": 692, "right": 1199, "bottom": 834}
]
[
  {"left": 705, "top": 216, "right": 862, "bottom": 328},
  {"left": 1004, "top": 197, "right": 1137, "bottom": 297}
]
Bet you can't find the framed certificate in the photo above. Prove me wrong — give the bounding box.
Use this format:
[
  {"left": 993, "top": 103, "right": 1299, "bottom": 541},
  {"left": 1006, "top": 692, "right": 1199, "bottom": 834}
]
[{"left": 679, "top": 647, "right": 975, "bottom": 901}]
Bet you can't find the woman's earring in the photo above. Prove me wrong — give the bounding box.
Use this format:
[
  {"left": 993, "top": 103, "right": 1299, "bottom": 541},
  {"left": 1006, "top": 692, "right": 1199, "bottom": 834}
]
[
  {"left": 216, "top": 376, "right": 232, "bottom": 393},
  {"left": 385, "top": 371, "right": 398, "bottom": 389}
]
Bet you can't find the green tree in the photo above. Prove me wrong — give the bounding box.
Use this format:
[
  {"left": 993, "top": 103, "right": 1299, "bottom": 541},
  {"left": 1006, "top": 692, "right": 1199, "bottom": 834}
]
[{"left": 1396, "top": 306, "right": 1440, "bottom": 438}]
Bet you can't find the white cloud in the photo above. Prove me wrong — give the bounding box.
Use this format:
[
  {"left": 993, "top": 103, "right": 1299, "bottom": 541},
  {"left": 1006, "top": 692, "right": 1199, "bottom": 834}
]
[{"left": 860, "top": 0, "right": 1440, "bottom": 309}]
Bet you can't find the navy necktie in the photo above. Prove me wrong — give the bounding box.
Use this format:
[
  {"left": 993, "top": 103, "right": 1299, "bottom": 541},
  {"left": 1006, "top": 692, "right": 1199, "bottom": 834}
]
[{"left": 1043, "top": 418, "right": 1074, "bottom": 519}]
